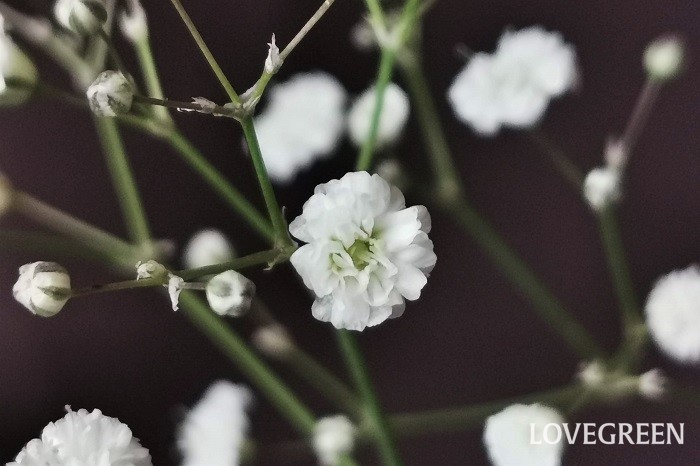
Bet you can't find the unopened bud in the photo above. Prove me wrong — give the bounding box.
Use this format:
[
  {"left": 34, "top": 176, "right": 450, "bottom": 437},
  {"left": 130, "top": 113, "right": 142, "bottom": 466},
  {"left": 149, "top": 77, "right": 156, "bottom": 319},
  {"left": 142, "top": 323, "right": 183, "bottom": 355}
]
[
  {"left": 86, "top": 71, "right": 134, "bottom": 117},
  {"left": 313, "top": 415, "right": 356, "bottom": 466},
  {"left": 135, "top": 260, "right": 167, "bottom": 280},
  {"left": 13, "top": 261, "right": 71, "bottom": 317},
  {"left": 183, "top": 229, "right": 235, "bottom": 270},
  {"left": 205, "top": 270, "right": 255, "bottom": 317},
  {"left": 583, "top": 167, "right": 621, "bottom": 211},
  {"left": 119, "top": 0, "right": 148, "bottom": 43},
  {"left": 54, "top": 0, "right": 108, "bottom": 35},
  {"left": 252, "top": 324, "right": 294, "bottom": 358},
  {"left": 644, "top": 35, "right": 685, "bottom": 82}
]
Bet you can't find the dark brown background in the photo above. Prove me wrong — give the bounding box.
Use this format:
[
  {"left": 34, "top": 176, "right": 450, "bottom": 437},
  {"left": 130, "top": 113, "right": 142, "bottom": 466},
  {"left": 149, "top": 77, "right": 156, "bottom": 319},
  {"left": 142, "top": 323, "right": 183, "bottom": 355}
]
[{"left": 0, "top": 0, "right": 698, "bottom": 464}]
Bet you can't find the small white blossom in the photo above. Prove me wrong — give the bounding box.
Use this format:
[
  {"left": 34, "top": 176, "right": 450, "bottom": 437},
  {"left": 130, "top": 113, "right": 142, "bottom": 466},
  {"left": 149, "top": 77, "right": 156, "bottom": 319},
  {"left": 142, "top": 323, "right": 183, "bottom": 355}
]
[
  {"left": 168, "top": 274, "right": 185, "bottom": 311},
  {"left": 644, "top": 35, "right": 684, "bottom": 82},
  {"left": 448, "top": 26, "right": 577, "bottom": 135},
  {"left": 205, "top": 270, "right": 255, "bottom": 317},
  {"left": 264, "top": 33, "right": 282, "bottom": 74},
  {"left": 119, "top": 0, "right": 148, "bottom": 43},
  {"left": 0, "top": 171, "right": 13, "bottom": 216},
  {"left": 254, "top": 72, "right": 347, "bottom": 183},
  {"left": 347, "top": 82, "right": 410, "bottom": 148},
  {"left": 583, "top": 166, "right": 621, "bottom": 211},
  {"left": 177, "top": 381, "right": 252, "bottom": 466},
  {"left": 0, "top": 15, "right": 39, "bottom": 107},
  {"left": 483, "top": 403, "right": 565, "bottom": 466},
  {"left": 86, "top": 70, "right": 134, "bottom": 117},
  {"left": 183, "top": 229, "right": 235, "bottom": 269},
  {"left": 13, "top": 261, "right": 71, "bottom": 317},
  {"left": 135, "top": 260, "right": 167, "bottom": 280},
  {"left": 313, "top": 415, "right": 356, "bottom": 466},
  {"left": 638, "top": 368, "right": 667, "bottom": 400},
  {"left": 54, "top": 0, "right": 108, "bottom": 35},
  {"left": 290, "top": 171, "right": 436, "bottom": 331},
  {"left": 645, "top": 265, "right": 700, "bottom": 363},
  {"left": 10, "top": 407, "right": 151, "bottom": 466},
  {"left": 577, "top": 360, "right": 606, "bottom": 388},
  {"left": 251, "top": 324, "right": 294, "bottom": 358}
]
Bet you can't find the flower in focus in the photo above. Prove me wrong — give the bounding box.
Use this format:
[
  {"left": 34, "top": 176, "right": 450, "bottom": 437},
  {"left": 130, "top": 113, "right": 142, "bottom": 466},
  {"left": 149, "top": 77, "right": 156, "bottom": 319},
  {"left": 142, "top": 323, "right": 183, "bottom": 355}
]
[
  {"left": 347, "top": 82, "right": 410, "bottom": 148},
  {"left": 0, "top": 15, "right": 38, "bottom": 107},
  {"left": 10, "top": 407, "right": 151, "bottom": 466},
  {"left": 167, "top": 274, "right": 185, "bottom": 311},
  {"left": 13, "top": 261, "right": 71, "bottom": 317},
  {"left": 483, "top": 403, "right": 565, "bottom": 466},
  {"left": 253, "top": 71, "right": 346, "bottom": 183},
  {"left": 645, "top": 264, "right": 700, "bottom": 363},
  {"left": 177, "top": 380, "right": 252, "bottom": 466},
  {"left": 313, "top": 415, "right": 356, "bottom": 466},
  {"left": 205, "top": 270, "right": 255, "bottom": 317},
  {"left": 86, "top": 70, "right": 134, "bottom": 117},
  {"left": 54, "top": 0, "right": 108, "bottom": 35},
  {"left": 135, "top": 259, "right": 167, "bottom": 280},
  {"left": 448, "top": 26, "right": 577, "bottom": 135},
  {"left": 289, "top": 171, "right": 436, "bottom": 331},
  {"left": 183, "top": 229, "right": 236, "bottom": 270},
  {"left": 583, "top": 166, "right": 621, "bottom": 211}
]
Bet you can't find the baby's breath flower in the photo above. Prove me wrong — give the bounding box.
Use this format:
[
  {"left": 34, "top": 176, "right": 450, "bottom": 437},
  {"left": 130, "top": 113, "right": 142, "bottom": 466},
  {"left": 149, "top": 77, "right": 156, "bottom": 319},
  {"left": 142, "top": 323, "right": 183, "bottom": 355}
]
[
  {"left": 119, "top": 0, "right": 148, "bottom": 43},
  {"left": 205, "top": 270, "right": 255, "bottom": 317},
  {"left": 264, "top": 33, "right": 282, "bottom": 74},
  {"left": 254, "top": 72, "right": 347, "bottom": 183},
  {"left": 177, "top": 381, "right": 252, "bottom": 466},
  {"left": 483, "top": 403, "right": 565, "bottom": 466},
  {"left": 0, "top": 15, "right": 38, "bottom": 107},
  {"left": 135, "top": 260, "right": 167, "bottom": 280},
  {"left": 313, "top": 415, "right": 356, "bottom": 466},
  {"left": 639, "top": 368, "right": 667, "bottom": 400},
  {"left": 10, "top": 407, "right": 151, "bottom": 466},
  {"left": 54, "top": 0, "right": 108, "bottom": 35},
  {"left": 645, "top": 265, "right": 700, "bottom": 363},
  {"left": 347, "top": 82, "right": 409, "bottom": 148},
  {"left": 167, "top": 274, "right": 185, "bottom": 311},
  {"left": 644, "top": 34, "right": 685, "bottom": 82},
  {"left": 290, "top": 171, "right": 436, "bottom": 330},
  {"left": 183, "top": 229, "right": 235, "bottom": 270},
  {"left": 12, "top": 261, "right": 71, "bottom": 317},
  {"left": 583, "top": 166, "right": 621, "bottom": 211},
  {"left": 86, "top": 71, "right": 134, "bottom": 117}
]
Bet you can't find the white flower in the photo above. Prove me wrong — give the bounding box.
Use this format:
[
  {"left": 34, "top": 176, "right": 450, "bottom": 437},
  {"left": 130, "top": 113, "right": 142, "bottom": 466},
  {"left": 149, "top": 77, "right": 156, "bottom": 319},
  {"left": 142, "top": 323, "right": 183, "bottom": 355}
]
[
  {"left": 135, "top": 260, "right": 167, "bottom": 280},
  {"left": 183, "top": 229, "right": 235, "bottom": 270},
  {"left": 168, "top": 274, "right": 185, "bottom": 311},
  {"left": 347, "top": 82, "right": 409, "bottom": 148},
  {"left": 645, "top": 265, "right": 700, "bottom": 363},
  {"left": 583, "top": 166, "right": 621, "bottom": 211},
  {"left": 205, "top": 270, "right": 255, "bottom": 317},
  {"left": 0, "top": 15, "right": 39, "bottom": 107},
  {"left": 644, "top": 35, "right": 684, "bottom": 82},
  {"left": 448, "top": 26, "right": 576, "bottom": 135},
  {"left": 264, "top": 34, "right": 282, "bottom": 74},
  {"left": 483, "top": 403, "right": 565, "bottom": 466},
  {"left": 54, "top": 0, "right": 108, "bottom": 35},
  {"left": 86, "top": 70, "right": 134, "bottom": 117},
  {"left": 313, "top": 415, "right": 356, "bottom": 466},
  {"left": 13, "top": 261, "right": 71, "bottom": 317},
  {"left": 577, "top": 360, "right": 606, "bottom": 388},
  {"left": 254, "top": 72, "right": 346, "bottom": 183},
  {"left": 119, "top": 0, "right": 148, "bottom": 43},
  {"left": 0, "top": 171, "right": 14, "bottom": 215},
  {"left": 10, "top": 407, "right": 151, "bottom": 466},
  {"left": 639, "top": 368, "right": 667, "bottom": 400},
  {"left": 177, "top": 381, "right": 252, "bottom": 466},
  {"left": 289, "top": 171, "right": 436, "bottom": 331}
]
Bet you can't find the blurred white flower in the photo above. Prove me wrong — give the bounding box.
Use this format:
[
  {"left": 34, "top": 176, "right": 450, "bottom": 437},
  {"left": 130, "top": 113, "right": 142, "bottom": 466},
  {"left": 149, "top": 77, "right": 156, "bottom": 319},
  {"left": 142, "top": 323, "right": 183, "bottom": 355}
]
[
  {"left": 252, "top": 324, "right": 294, "bottom": 358},
  {"left": 183, "top": 229, "right": 235, "bottom": 270},
  {"left": 313, "top": 415, "right": 356, "bottom": 466},
  {"left": 254, "top": 72, "right": 346, "bottom": 183},
  {"left": 205, "top": 270, "right": 255, "bottom": 317},
  {"left": 54, "top": 0, "right": 108, "bottom": 35},
  {"left": 583, "top": 166, "right": 621, "bottom": 211},
  {"left": 483, "top": 403, "right": 565, "bottom": 466},
  {"left": 448, "top": 26, "right": 576, "bottom": 135},
  {"left": 86, "top": 70, "right": 134, "bottom": 117},
  {"left": 177, "top": 381, "right": 252, "bottom": 466},
  {"left": 10, "top": 407, "right": 151, "bottom": 466},
  {"left": 119, "top": 0, "right": 148, "bottom": 43},
  {"left": 0, "top": 15, "right": 38, "bottom": 107},
  {"left": 289, "top": 171, "right": 436, "bottom": 331},
  {"left": 638, "top": 368, "right": 667, "bottom": 400},
  {"left": 644, "top": 34, "right": 684, "bottom": 82},
  {"left": 645, "top": 265, "right": 700, "bottom": 363},
  {"left": 347, "top": 82, "right": 409, "bottom": 148},
  {"left": 13, "top": 261, "right": 71, "bottom": 317}
]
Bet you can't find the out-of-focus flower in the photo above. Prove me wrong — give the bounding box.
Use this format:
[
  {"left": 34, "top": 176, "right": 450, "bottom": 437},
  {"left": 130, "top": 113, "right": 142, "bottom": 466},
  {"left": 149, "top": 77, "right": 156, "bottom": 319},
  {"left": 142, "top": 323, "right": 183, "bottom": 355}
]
[
  {"left": 119, "top": 0, "right": 148, "bottom": 43},
  {"left": 483, "top": 403, "right": 565, "bottom": 466},
  {"left": 177, "top": 381, "right": 252, "bottom": 466},
  {"left": 205, "top": 270, "right": 255, "bottom": 317},
  {"left": 638, "top": 368, "right": 667, "bottom": 400},
  {"left": 313, "top": 415, "right": 356, "bottom": 466},
  {"left": 54, "top": 0, "right": 108, "bottom": 35},
  {"left": 644, "top": 34, "right": 685, "bottom": 82},
  {"left": 289, "top": 171, "right": 436, "bottom": 331},
  {"left": 583, "top": 166, "right": 621, "bottom": 211},
  {"left": 347, "top": 82, "right": 409, "bottom": 148},
  {"left": 254, "top": 72, "right": 346, "bottom": 183},
  {"left": 645, "top": 265, "right": 700, "bottom": 363},
  {"left": 0, "top": 15, "right": 38, "bottom": 107},
  {"left": 12, "top": 261, "right": 71, "bottom": 317},
  {"left": 86, "top": 70, "right": 134, "bottom": 117},
  {"left": 448, "top": 26, "right": 577, "bottom": 135},
  {"left": 10, "top": 407, "right": 151, "bottom": 466},
  {"left": 577, "top": 360, "right": 606, "bottom": 388},
  {"left": 252, "top": 324, "right": 294, "bottom": 358},
  {"left": 183, "top": 229, "right": 235, "bottom": 270}
]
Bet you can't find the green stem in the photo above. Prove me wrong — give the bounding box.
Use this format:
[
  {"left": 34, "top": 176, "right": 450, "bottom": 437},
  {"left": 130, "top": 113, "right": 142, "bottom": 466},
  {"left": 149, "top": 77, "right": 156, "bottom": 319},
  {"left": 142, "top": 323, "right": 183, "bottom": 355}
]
[
  {"left": 240, "top": 117, "right": 292, "bottom": 247},
  {"left": 93, "top": 117, "right": 152, "bottom": 247},
  {"left": 168, "top": 0, "right": 240, "bottom": 103},
  {"left": 133, "top": 37, "right": 173, "bottom": 123},
  {"left": 525, "top": 131, "right": 585, "bottom": 190},
  {"left": 337, "top": 330, "right": 403, "bottom": 466}
]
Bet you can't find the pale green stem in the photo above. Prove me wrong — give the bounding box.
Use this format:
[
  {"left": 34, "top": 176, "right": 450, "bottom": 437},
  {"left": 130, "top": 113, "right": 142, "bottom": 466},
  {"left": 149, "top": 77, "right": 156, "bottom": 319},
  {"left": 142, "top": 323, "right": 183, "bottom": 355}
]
[
  {"left": 363, "top": 0, "right": 387, "bottom": 28},
  {"left": 240, "top": 117, "right": 293, "bottom": 247},
  {"left": 93, "top": 117, "right": 152, "bottom": 246},
  {"left": 133, "top": 37, "right": 173, "bottom": 123},
  {"left": 168, "top": 0, "right": 240, "bottom": 103},
  {"left": 337, "top": 330, "right": 403, "bottom": 466},
  {"left": 525, "top": 131, "right": 585, "bottom": 190}
]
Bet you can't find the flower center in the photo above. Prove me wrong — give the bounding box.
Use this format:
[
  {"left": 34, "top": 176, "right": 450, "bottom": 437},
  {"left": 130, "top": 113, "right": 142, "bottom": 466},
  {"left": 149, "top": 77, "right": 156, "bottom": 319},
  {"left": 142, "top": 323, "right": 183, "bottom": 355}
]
[{"left": 346, "top": 239, "right": 373, "bottom": 270}]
